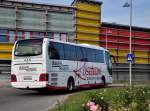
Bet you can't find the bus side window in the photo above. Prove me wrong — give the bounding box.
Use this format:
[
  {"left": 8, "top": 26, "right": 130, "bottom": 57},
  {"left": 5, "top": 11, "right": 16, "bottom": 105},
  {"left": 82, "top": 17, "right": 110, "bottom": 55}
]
[
  {"left": 64, "top": 44, "right": 76, "bottom": 60},
  {"left": 95, "top": 50, "right": 104, "bottom": 63},
  {"left": 75, "top": 47, "right": 83, "bottom": 61},
  {"left": 48, "top": 42, "right": 64, "bottom": 60},
  {"left": 83, "top": 48, "right": 95, "bottom": 62}
]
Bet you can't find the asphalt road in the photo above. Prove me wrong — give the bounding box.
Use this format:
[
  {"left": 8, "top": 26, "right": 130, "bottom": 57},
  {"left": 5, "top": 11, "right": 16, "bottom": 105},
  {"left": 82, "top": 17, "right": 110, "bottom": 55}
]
[
  {"left": 0, "top": 74, "right": 67, "bottom": 111},
  {"left": 0, "top": 74, "right": 125, "bottom": 111}
]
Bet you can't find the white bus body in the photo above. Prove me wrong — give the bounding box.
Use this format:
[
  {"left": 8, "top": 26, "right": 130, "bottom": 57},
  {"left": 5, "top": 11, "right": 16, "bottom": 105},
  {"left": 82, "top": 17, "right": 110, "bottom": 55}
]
[{"left": 11, "top": 38, "right": 112, "bottom": 91}]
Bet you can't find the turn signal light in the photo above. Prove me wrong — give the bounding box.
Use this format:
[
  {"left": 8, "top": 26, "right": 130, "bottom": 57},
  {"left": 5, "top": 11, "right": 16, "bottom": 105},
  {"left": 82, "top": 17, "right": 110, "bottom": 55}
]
[{"left": 39, "top": 74, "right": 48, "bottom": 81}]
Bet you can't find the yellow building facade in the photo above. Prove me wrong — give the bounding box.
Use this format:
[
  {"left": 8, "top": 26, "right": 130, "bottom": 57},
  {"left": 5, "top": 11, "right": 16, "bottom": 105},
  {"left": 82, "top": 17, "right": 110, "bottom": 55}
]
[{"left": 72, "top": 0, "right": 102, "bottom": 46}]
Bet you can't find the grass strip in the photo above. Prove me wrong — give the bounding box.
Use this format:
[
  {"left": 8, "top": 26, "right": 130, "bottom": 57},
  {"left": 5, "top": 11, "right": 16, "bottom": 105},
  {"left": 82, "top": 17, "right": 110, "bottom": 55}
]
[{"left": 49, "top": 88, "right": 120, "bottom": 111}]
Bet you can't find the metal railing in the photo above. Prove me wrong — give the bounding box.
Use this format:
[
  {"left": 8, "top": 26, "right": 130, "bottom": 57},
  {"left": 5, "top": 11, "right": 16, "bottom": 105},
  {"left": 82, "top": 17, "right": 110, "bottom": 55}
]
[
  {"left": 0, "top": 61, "right": 11, "bottom": 75},
  {"left": 112, "top": 63, "right": 150, "bottom": 82}
]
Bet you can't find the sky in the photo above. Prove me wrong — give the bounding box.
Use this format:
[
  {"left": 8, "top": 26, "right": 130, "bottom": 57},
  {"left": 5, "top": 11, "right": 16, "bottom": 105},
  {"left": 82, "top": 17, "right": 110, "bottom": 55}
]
[{"left": 14, "top": 0, "right": 150, "bottom": 28}]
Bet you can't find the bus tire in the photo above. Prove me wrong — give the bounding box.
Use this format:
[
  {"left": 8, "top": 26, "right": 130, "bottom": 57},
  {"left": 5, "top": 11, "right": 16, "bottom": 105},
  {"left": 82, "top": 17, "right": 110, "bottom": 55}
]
[
  {"left": 102, "top": 76, "right": 106, "bottom": 87},
  {"left": 67, "top": 78, "right": 74, "bottom": 92}
]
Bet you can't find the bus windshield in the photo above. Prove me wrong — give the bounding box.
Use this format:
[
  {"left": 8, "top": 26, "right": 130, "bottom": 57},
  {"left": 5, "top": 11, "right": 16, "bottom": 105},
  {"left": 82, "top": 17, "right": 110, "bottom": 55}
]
[{"left": 14, "top": 39, "right": 43, "bottom": 56}]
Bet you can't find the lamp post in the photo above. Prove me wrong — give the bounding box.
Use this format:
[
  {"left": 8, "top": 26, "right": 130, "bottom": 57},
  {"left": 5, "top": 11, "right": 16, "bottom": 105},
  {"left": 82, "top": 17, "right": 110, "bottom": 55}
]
[
  {"left": 106, "top": 29, "right": 112, "bottom": 49},
  {"left": 123, "top": 0, "right": 133, "bottom": 87}
]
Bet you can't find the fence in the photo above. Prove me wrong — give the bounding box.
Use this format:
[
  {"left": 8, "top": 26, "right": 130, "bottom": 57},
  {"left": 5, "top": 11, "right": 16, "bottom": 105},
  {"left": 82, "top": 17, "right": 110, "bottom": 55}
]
[{"left": 113, "top": 63, "right": 150, "bottom": 82}]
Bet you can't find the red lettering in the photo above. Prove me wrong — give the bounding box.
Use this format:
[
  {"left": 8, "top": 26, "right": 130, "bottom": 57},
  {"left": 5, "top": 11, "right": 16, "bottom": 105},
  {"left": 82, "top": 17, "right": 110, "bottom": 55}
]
[{"left": 84, "top": 67, "right": 101, "bottom": 76}]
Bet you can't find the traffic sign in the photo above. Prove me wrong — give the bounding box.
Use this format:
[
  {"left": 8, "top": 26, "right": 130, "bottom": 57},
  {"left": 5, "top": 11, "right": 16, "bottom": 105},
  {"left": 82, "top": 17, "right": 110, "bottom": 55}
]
[{"left": 127, "top": 53, "right": 134, "bottom": 62}]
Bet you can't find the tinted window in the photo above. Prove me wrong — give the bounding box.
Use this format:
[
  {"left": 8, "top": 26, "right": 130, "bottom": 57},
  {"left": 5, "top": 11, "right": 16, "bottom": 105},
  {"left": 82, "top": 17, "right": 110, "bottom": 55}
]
[
  {"left": 48, "top": 42, "right": 104, "bottom": 63},
  {"left": 48, "top": 42, "right": 64, "bottom": 59},
  {"left": 64, "top": 44, "right": 76, "bottom": 60},
  {"left": 75, "top": 46, "right": 83, "bottom": 61},
  {"left": 83, "top": 48, "right": 95, "bottom": 62},
  {"left": 95, "top": 50, "right": 104, "bottom": 63},
  {"left": 82, "top": 48, "right": 104, "bottom": 63}
]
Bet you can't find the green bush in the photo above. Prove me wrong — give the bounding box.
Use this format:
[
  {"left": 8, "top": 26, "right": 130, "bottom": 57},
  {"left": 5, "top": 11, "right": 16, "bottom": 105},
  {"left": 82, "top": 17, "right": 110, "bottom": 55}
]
[{"left": 82, "top": 87, "right": 150, "bottom": 111}]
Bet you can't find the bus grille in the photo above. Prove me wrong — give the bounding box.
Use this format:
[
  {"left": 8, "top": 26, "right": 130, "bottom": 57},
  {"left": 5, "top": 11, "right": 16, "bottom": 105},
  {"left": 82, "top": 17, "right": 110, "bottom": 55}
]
[{"left": 51, "top": 73, "right": 58, "bottom": 86}]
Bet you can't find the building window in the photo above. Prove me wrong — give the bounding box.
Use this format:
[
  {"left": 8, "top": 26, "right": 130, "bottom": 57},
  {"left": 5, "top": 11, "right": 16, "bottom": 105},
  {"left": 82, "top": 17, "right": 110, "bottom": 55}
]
[
  {"left": 75, "top": 46, "right": 83, "bottom": 61},
  {"left": 39, "top": 32, "right": 45, "bottom": 38},
  {"left": 60, "top": 33, "right": 67, "bottom": 42},
  {"left": 0, "top": 35, "right": 7, "bottom": 42},
  {"left": 0, "top": 30, "right": 7, "bottom": 42},
  {"left": 32, "top": 32, "right": 38, "bottom": 38},
  {"left": 25, "top": 32, "right": 30, "bottom": 39},
  {"left": 9, "top": 31, "right": 15, "bottom": 43},
  {"left": 46, "top": 32, "right": 51, "bottom": 38},
  {"left": 17, "top": 31, "right": 24, "bottom": 40},
  {"left": 54, "top": 33, "right": 60, "bottom": 40}
]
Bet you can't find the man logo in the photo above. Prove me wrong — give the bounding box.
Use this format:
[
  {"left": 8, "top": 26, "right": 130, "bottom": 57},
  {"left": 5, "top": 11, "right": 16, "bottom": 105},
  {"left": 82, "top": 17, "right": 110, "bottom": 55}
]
[{"left": 24, "top": 58, "right": 31, "bottom": 62}]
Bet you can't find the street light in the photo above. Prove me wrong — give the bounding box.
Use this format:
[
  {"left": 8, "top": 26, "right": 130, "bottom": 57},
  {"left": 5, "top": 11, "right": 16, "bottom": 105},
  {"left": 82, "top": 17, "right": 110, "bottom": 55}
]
[
  {"left": 105, "top": 29, "right": 112, "bottom": 49},
  {"left": 123, "top": 0, "right": 133, "bottom": 87}
]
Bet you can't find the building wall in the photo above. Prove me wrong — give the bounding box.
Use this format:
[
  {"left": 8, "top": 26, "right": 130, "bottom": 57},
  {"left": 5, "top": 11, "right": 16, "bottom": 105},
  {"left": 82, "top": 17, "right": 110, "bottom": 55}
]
[
  {"left": 0, "top": 43, "right": 13, "bottom": 60},
  {"left": 100, "top": 23, "right": 150, "bottom": 64},
  {"left": 73, "top": 0, "right": 102, "bottom": 46},
  {"left": 0, "top": 1, "right": 75, "bottom": 60},
  {"left": 0, "top": 0, "right": 150, "bottom": 66}
]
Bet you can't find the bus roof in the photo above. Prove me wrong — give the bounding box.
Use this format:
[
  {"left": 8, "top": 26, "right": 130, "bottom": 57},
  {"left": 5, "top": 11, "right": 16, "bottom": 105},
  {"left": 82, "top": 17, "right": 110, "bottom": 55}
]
[{"left": 44, "top": 38, "right": 108, "bottom": 52}]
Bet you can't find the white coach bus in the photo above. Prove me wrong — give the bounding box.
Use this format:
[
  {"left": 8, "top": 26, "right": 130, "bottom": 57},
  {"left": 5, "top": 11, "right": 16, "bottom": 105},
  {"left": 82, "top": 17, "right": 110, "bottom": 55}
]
[{"left": 11, "top": 38, "right": 113, "bottom": 91}]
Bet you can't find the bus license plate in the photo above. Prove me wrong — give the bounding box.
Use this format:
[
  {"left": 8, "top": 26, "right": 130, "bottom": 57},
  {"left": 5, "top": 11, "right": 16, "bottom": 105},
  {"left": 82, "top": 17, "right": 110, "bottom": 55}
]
[{"left": 24, "top": 76, "right": 32, "bottom": 80}]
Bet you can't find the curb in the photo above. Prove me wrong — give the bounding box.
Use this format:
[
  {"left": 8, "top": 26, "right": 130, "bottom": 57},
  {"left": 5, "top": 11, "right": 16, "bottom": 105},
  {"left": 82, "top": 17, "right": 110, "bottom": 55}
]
[{"left": 42, "top": 94, "right": 70, "bottom": 111}]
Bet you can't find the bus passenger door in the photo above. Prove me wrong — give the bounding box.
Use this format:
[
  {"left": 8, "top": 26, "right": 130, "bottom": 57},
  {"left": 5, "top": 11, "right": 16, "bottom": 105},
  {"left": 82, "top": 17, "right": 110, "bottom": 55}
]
[{"left": 105, "top": 52, "right": 113, "bottom": 76}]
